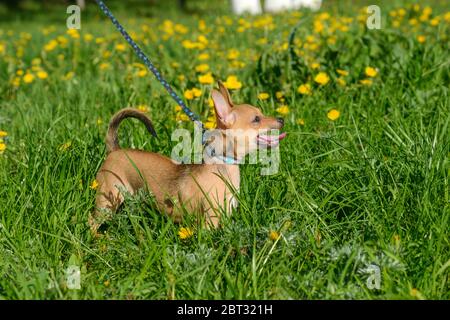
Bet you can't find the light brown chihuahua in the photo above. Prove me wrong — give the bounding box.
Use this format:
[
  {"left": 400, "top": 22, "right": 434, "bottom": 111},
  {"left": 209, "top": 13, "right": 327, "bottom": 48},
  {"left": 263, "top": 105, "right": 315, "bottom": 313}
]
[{"left": 89, "top": 81, "right": 285, "bottom": 232}]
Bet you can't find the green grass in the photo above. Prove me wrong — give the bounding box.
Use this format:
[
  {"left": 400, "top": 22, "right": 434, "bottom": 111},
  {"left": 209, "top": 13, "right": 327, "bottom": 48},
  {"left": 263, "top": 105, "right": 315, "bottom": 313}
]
[{"left": 0, "top": 0, "right": 449, "bottom": 299}]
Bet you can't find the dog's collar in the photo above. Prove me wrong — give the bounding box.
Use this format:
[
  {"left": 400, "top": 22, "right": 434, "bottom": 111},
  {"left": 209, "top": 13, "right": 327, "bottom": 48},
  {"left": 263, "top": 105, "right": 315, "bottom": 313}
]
[
  {"left": 214, "top": 155, "right": 239, "bottom": 165},
  {"left": 204, "top": 145, "right": 239, "bottom": 165}
]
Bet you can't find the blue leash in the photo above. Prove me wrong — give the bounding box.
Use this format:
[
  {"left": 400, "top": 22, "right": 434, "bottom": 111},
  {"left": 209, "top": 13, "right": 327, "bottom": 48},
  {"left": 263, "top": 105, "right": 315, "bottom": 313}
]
[{"left": 94, "top": 0, "right": 204, "bottom": 131}]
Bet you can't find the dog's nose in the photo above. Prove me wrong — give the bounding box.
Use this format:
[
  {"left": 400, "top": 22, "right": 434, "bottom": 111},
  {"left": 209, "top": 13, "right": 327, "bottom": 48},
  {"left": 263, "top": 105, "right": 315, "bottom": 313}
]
[{"left": 276, "top": 117, "right": 284, "bottom": 127}]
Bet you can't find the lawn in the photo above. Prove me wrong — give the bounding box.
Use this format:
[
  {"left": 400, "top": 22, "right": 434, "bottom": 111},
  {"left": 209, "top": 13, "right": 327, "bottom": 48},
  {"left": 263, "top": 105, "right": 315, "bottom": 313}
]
[{"left": 0, "top": 0, "right": 448, "bottom": 299}]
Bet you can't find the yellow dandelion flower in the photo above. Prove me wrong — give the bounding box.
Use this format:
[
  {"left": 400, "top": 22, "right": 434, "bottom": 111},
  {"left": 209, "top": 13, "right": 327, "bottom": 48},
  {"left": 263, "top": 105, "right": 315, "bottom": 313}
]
[
  {"left": 297, "top": 84, "right": 312, "bottom": 95},
  {"left": 195, "top": 64, "right": 209, "bottom": 73},
  {"left": 223, "top": 75, "right": 242, "bottom": 90},
  {"left": 257, "top": 37, "right": 268, "bottom": 45},
  {"left": 176, "top": 114, "right": 190, "bottom": 122},
  {"left": 198, "top": 52, "right": 210, "bottom": 60},
  {"left": 409, "top": 18, "right": 418, "bottom": 26},
  {"left": 84, "top": 34, "right": 93, "bottom": 42},
  {"left": 115, "top": 43, "right": 126, "bottom": 51},
  {"left": 258, "top": 92, "right": 270, "bottom": 100},
  {"left": 365, "top": 66, "right": 378, "bottom": 77},
  {"left": 137, "top": 69, "right": 147, "bottom": 77},
  {"left": 417, "top": 35, "right": 426, "bottom": 43},
  {"left": 12, "top": 77, "right": 20, "bottom": 87},
  {"left": 311, "top": 62, "right": 320, "bottom": 69},
  {"left": 181, "top": 40, "right": 196, "bottom": 49},
  {"left": 66, "top": 28, "right": 79, "bottom": 39},
  {"left": 297, "top": 119, "right": 305, "bottom": 126},
  {"left": 276, "top": 91, "right": 284, "bottom": 100},
  {"left": 276, "top": 105, "right": 289, "bottom": 115},
  {"left": 58, "top": 35, "right": 69, "bottom": 45},
  {"left": 313, "top": 20, "right": 324, "bottom": 33},
  {"left": 37, "top": 71, "right": 48, "bottom": 79},
  {"left": 423, "top": 6, "right": 432, "bottom": 16},
  {"left": 102, "top": 51, "right": 111, "bottom": 59},
  {"left": 280, "top": 42, "right": 289, "bottom": 51},
  {"left": 198, "top": 20, "right": 206, "bottom": 31},
  {"left": 0, "top": 143, "right": 6, "bottom": 152},
  {"left": 197, "top": 35, "right": 208, "bottom": 44},
  {"left": 192, "top": 88, "right": 202, "bottom": 97},
  {"left": 178, "top": 227, "right": 194, "bottom": 240},
  {"left": 430, "top": 18, "right": 439, "bottom": 26},
  {"left": 336, "top": 69, "right": 349, "bottom": 76},
  {"left": 204, "top": 121, "right": 216, "bottom": 129},
  {"left": 59, "top": 141, "right": 72, "bottom": 151},
  {"left": 227, "top": 49, "right": 240, "bottom": 60},
  {"left": 44, "top": 40, "right": 58, "bottom": 52},
  {"left": 173, "top": 24, "right": 187, "bottom": 34},
  {"left": 444, "top": 12, "right": 450, "bottom": 22},
  {"left": 0, "top": 131, "right": 7, "bottom": 137},
  {"left": 99, "top": 62, "right": 110, "bottom": 70},
  {"left": 393, "top": 234, "right": 400, "bottom": 245},
  {"left": 16, "top": 69, "right": 24, "bottom": 76},
  {"left": 327, "top": 36, "right": 337, "bottom": 45},
  {"left": 184, "top": 89, "right": 194, "bottom": 100},
  {"left": 231, "top": 60, "right": 246, "bottom": 69},
  {"left": 327, "top": 109, "right": 340, "bottom": 121},
  {"left": 306, "top": 35, "right": 315, "bottom": 43},
  {"left": 90, "top": 179, "right": 99, "bottom": 190},
  {"left": 269, "top": 231, "right": 280, "bottom": 241},
  {"left": 23, "top": 73, "right": 34, "bottom": 84},
  {"left": 314, "top": 72, "right": 330, "bottom": 85},
  {"left": 337, "top": 77, "right": 346, "bottom": 87},
  {"left": 397, "top": 8, "right": 406, "bottom": 16},
  {"left": 409, "top": 287, "right": 425, "bottom": 299},
  {"left": 208, "top": 97, "right": 214, "bottom": 107},
  {"left": 137, "top": 105, "right": 149, "bottom": 112},
  {"left": 64, "top": 71, "right": 75, "bottom": 80},
  {"left": 31, "top": 58, "right": 41, "bottom": 66},
  {"left": 198, "top": 73, "right": 214, "bottom": 85},
  {"left": 360, "top": 79, "right": 373, "bottom": 86},
  {"left": 419, "top": 14, "right": 429, "bottom": 22}
]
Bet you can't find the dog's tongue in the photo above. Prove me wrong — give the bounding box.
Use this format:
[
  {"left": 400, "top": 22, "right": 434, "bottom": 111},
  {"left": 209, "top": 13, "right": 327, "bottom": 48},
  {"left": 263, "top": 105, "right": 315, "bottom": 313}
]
[{"left": 259, "top": 132, "right": 287, "bottom": 143}]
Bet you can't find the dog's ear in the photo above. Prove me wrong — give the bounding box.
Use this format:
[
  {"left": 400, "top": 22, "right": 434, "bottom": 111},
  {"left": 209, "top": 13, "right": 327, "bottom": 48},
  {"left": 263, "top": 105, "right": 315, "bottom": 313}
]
[
  {"left": 212, "top": 87, "right": 235, "bottom": 128},
  {"left": 218, "top": 80, "right": 233, "bottom": 106}
]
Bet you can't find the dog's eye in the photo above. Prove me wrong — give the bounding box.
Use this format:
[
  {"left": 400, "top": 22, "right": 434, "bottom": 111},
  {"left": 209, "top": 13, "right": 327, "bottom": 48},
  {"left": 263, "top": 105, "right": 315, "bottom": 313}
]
[{"left": 253, "top": 116, "right": 261, "bottom": 123}]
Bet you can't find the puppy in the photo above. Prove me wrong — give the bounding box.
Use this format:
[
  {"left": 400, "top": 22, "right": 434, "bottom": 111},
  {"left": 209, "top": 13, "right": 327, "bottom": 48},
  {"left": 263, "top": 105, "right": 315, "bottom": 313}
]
[{"left": 89, "top": 81, "right": 285, "bottom": 232}]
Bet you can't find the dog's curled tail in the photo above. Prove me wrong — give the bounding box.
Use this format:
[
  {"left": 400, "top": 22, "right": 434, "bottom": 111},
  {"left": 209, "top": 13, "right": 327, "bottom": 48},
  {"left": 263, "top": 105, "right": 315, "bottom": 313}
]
[{"left": 106, "top": 108, "right": 157, "bottom": 153}]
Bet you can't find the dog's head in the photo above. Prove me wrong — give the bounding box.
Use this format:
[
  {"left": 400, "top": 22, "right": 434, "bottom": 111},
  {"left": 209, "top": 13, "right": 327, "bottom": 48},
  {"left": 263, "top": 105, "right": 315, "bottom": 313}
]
[{"left": 208, "top": 81, "right": 286, "bottom": 161}]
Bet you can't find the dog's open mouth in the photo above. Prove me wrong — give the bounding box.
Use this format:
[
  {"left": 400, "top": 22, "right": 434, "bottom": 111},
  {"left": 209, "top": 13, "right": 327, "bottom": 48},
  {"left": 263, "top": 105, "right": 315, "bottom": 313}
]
[{"left": 257, "top": 132, "right": 286, "bottom": 147}]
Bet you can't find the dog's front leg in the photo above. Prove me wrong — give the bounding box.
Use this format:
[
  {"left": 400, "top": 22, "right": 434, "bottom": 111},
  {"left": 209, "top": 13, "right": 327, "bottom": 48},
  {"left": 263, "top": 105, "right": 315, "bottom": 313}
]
[{"left": 204, "top": 206, "right": 221, "bottom": 229}]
